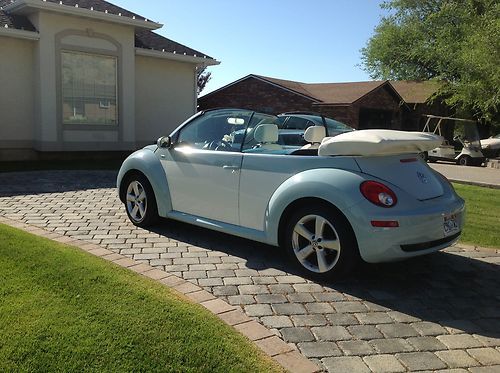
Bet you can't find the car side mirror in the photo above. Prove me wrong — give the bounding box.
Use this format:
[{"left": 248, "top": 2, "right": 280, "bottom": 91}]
[{"left": 157, "top": 136, "right": 172, "bottom": 148}]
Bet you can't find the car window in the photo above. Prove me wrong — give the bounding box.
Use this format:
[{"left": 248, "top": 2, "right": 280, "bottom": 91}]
[
  {"left": 176, "top": 109, "right": 252, "bottom": 152},
  {"left": 241, "top": 113, "right": 290, "bottom": 153},
  {"left": 283, "top": 116, "right": 315, "bottom": 130}
]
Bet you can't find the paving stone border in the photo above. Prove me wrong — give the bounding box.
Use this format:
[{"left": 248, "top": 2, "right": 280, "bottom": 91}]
[{"left": 0, "top": 216, "right": 321, "bottom": 373}]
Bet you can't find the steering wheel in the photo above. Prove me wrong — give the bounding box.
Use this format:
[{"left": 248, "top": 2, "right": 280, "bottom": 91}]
[{"left": 203, "top": 140, "right": 232, "bottom": 151}]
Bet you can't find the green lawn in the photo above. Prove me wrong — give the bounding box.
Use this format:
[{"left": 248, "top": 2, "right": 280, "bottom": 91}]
[
  {"left": 453, "top": 183, "right": 500, "bottom": 249},
  {"left": 0, "top": 224, "right": 282, "bottom": 373}
]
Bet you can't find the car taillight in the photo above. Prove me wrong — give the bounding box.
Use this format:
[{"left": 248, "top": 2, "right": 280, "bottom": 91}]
[{"left": 360, "top": 181, "right": 398, "bottom": 208}]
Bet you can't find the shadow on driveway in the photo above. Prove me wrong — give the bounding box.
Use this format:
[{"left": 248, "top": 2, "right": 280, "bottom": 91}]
[
  {"left": 147, "top": 217, "right": 500, "bottom": 339},
  {"left": 0, "top": 170, "right": 117, "bottom": 196}
]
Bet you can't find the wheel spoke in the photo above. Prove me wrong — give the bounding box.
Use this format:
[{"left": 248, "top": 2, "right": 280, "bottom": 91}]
[
  {"left": 294, "top": 223, "right": 314, "bottom": 242},
  {"left": 296, "top": 244, "right": 315, "bottom": 261},
  {"left": 317, "top": 250, "right": 328, "bottom": 272},
  {"left": 131, "top": 205, "right": 139, "bottom": 218},
  {"left": 138, "top": 203, "right": 145, "bottom": 218},
  {"left": 315, "top": 216, "right": 326, "bottom": 238},
  {"left": 137, "top": 191, "right": 146, "bottom": 202},
  {"left": 126, "top": 193, "right": 135, "bottom": 202},
  {"left": 322, "top": 239, "right": 340, "bottom": 252},
  {"left": 133, "top": 182, "right": 140, "bottom": 196}
]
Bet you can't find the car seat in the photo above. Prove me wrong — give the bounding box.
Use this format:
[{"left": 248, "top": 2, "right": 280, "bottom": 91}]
[
  {"left": 301, "top": 126, "right": 326, "bottom": 149},
  {"left": 253, "top": 124, "right": 282, "bottom": 150}
]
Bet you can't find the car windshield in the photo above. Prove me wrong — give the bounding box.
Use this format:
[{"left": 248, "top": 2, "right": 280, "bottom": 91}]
[
  {"left": 174, "top": 109, "right": 354, "bottom": 154},
  {"left": 324, "top": 117, "right": 355, "bottom": 134},
  {"left": 277, "top": 114, "right": 354, "bottom": 134}
]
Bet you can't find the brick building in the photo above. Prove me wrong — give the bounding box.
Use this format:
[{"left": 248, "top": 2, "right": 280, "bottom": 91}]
[{"left": 198, "top": 75, "right": 445, "bottom": 131}]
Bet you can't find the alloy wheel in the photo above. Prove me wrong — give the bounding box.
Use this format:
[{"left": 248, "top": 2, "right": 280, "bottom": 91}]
[
  {"left": 126, "top": 180, "right": 147, "bottom": 223},
  {"left": 291, "top": 214, "right": 341, "bottom": 273}
]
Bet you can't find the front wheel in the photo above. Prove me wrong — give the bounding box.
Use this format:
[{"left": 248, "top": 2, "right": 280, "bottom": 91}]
[
  {"left": 123, "top": 174, "right": 159, "bottom": 227},
  {"left": 283, "top": 205, "right": 360, "bottom": 280}
]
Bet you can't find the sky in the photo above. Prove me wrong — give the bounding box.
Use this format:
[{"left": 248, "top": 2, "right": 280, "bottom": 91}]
[{"left": 113, "top": 0, "right": 388, "bottom": 94}]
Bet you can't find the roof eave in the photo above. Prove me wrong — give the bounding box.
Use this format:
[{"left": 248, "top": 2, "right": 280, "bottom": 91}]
[
  {"left": 255, "top": 75, "right": 320, "bottom": 101},
  {"left": 5, "top": 0, "right": 162, "bottom": 30},
  {"left": 311, "top": 103, "right": 351, "bottom": 106},
  {"left": 200, "top": 74, "right": 320, "bottom": 102},
  {"left": 0, "top": 26, "right": 39, "bottom": 40},
  {"left": 135, "top": 48, "right": 219, "bottom": 67}
]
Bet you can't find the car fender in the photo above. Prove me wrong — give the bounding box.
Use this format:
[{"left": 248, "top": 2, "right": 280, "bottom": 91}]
[
  {"left": 117, "top": 148, "right": 172, "bottom": 216},
  {"left": 265, "top": 168, "right": 367, "bottom": 246}
]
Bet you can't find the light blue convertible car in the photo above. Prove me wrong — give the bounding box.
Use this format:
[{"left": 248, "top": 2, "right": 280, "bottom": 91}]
[{"left": 117, "top": 108, "right": 465, "bottom": 278}]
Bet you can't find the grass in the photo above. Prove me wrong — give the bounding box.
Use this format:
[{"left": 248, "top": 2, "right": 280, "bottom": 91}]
[
  {"left": 453, "top": 183, "right": 500, "bottom": 249},
  {"left": 0, "top": 224, "right": 282, "bottom": 373}
]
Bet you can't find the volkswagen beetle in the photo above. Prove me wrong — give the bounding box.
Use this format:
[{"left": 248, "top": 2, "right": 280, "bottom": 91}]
[{"left": 117, "top": 108, "right": 465, "bottom": 279}]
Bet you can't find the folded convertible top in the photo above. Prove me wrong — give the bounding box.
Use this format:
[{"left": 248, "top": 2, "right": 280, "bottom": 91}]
[{"left": 318, "top": 130, "right": 442, "bottom": 156}]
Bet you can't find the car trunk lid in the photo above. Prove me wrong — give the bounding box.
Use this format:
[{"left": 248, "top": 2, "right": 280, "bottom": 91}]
[{"left": 355, "top": 155, "right": 444, "bottom": 200}]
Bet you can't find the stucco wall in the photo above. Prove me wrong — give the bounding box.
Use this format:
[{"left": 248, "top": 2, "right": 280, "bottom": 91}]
[
  {"left": 28, "top": 11, "right": 136, "bottom": 151},
  {"left": 135, "top": 55, "right": 196, "bottom": 145},
  {"left": 0, "top": 36, "right": 35, "bottom": 148}
]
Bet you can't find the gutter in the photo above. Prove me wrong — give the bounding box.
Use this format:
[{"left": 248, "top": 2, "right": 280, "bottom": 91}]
[
  {"left": 0, "top": 26, "right": 39, "bottom": 40},
  {"left": 135, "top": 48, "right": 220, "bottom": 67}
]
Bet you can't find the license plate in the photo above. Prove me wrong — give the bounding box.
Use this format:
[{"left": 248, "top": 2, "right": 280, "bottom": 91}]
[{"left": 443, "top": 213, "right": 459, "bottom": 236}]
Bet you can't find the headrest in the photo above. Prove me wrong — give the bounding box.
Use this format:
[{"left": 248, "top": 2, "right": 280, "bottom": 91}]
[
  {"left": 304, "top": 126, "right": 326, "bottom": 143},
  {"left": 254, "top": 124, "right": 279, "bottom": 143}
]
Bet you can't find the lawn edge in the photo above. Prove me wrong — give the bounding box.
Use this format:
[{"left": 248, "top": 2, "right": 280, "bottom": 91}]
[{"left": 0, "top": 216, "right": 322, "bottom": 373}]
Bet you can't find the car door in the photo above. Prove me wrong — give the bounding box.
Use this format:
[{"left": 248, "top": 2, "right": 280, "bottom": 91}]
[{"left": 157, "top": 110, "right": 251, "bottom": 225}]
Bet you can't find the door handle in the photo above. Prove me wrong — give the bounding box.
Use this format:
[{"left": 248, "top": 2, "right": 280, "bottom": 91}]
[{"left": 223, "top": 165, "right": 240, "bottom": 173}]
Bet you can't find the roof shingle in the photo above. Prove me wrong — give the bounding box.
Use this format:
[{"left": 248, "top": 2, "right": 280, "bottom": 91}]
[
  {"left": 0, "top": 0, "right": 36, "bottom": 31},
  {"left": 0, "top": 0, "right": 215, "bottom": 60},
  {"left": 257, "top": 75, "right": 390, "bottom": 104},
  {"left": 135, "top": 30, "right": 213, "bottom": 59},
  {"left": 390, "top": 80, "right": 439, "bottom": 104}
]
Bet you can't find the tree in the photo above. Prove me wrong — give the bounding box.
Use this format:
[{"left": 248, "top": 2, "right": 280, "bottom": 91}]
[
  {"left": 362, "top": 0, "right": 500, "bottom": 122},
  {"left": 197, "top": 66, "right": 212, "bottom": 95}
]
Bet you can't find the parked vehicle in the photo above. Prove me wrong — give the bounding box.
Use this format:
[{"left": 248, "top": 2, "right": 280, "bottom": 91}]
[
  {"left": 118, "top": 109, "right": 465, "bottom": 279},
  {"left": 422, "top": 115, "right": 485, "bottom": 166},
  {"left": 480, "top": 134, "right": 500, "bottom": 158},
  {"left": 276, "top": 112, "right": 354, "bottom": 146}
]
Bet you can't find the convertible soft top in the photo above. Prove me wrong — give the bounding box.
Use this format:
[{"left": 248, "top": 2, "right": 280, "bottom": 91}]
[{"left": 318, "top": 130, "right": 442, "bottom": 156}]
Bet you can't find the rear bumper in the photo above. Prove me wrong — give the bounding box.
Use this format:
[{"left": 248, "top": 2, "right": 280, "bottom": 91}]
[{"left": 346, "top": 192, "right": 465, "bottom": 263}]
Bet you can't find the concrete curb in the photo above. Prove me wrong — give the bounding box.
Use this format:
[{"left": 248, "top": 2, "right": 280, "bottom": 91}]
[
  {"left": 0, "top": 216, "right": 322, "bottom": 373},
  {"left": 448, "top": 179, "right": 500, "bottom": 190}
]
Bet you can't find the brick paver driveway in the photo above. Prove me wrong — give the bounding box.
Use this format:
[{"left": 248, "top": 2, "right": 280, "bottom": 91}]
[{"left": 1, "top": 170, "right": 499, "bottom": 372}]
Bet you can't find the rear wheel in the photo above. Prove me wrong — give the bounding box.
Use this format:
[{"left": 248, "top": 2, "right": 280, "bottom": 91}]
[
  {"left": 283, "top": 204, "right": 359, "bottom": 280},
  {"left": 457, "top": 155, "right": 471, "bottom": 166},
  {"left": 123, "top": 174, "right": 159, "bottom": 227}
]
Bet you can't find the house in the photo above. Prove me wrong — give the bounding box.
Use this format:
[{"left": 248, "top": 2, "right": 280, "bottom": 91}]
[
  {"left": 0, "top": 0, "right": 218, "bottom": 160},
  {"left": 198, "top": 75, "right": 444, "bottom": 131},
  {"left": 390, "top": 80, "right": 449, "bottom": 131}
]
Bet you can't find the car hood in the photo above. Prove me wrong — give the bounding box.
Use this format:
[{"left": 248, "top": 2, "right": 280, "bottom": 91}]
[
  {"left": 355, "top": 155, "right": 444, "bottom": 201},
  {"left": 481, "top": 137, "right": 500, "bottom": 149}
]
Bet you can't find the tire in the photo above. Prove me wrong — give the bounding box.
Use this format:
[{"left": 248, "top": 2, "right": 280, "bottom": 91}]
[
  {"left": 123, "top": 173, "right": 159, "bottom": 227},
  {"left": 283, "top": 204, "right": 360, "bottom": 280},
  {"left": 457, "top": 155, "right": 471, "bottom": 166},
  {"left": 419, "top": 152, "right": 428, "bottom": 162}
]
